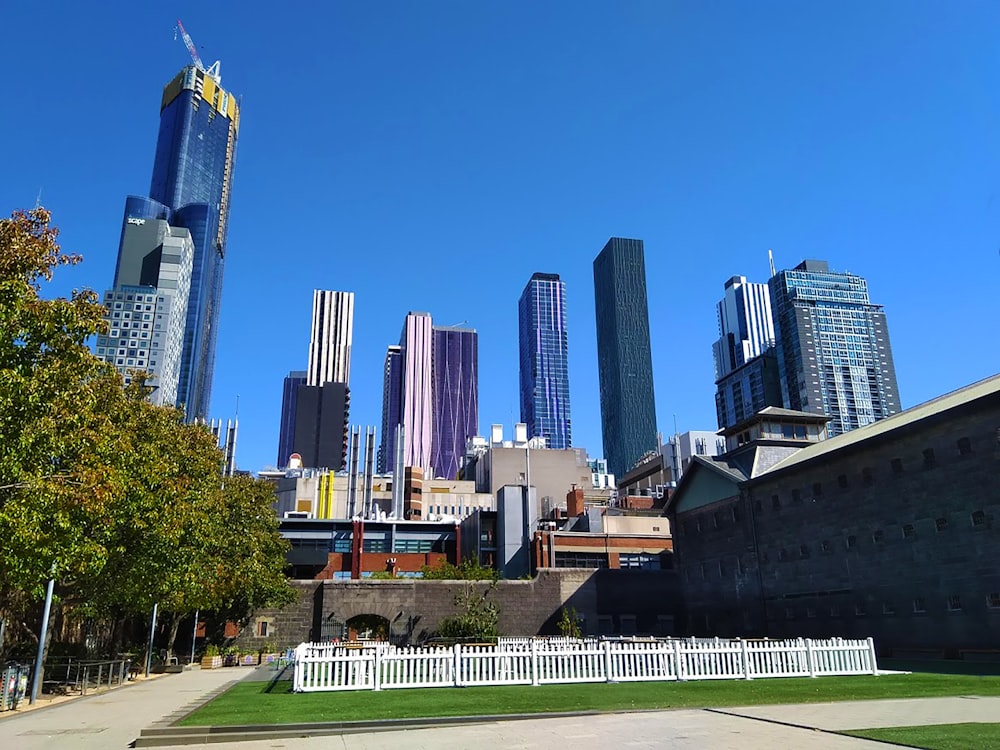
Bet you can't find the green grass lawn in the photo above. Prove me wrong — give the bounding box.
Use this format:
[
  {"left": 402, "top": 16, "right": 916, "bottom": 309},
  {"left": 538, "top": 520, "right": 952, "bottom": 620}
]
[
  {"left": 178, "top": 672, "right": 1000, "bottom": 727},
  {"left": 843, "top": 723, "right": 1000, "bottom": 749}
]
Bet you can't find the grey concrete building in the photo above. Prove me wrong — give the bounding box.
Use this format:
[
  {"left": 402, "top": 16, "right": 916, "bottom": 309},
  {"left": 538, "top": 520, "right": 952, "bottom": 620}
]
[{"left": 666, "top": 374, "right": 1000, "bottom": 654}]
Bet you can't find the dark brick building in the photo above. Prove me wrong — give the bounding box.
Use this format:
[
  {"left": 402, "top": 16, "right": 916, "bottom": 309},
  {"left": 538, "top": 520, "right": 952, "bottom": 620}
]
[{"left": 666, "top": 374, "right": 1000, "bottom": 655}]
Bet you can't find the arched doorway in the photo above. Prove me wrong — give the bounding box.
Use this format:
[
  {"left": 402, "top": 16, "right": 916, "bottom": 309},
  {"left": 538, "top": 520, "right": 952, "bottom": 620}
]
[{"left": 346, "top": 614, "right": 390, "bottom": 642}]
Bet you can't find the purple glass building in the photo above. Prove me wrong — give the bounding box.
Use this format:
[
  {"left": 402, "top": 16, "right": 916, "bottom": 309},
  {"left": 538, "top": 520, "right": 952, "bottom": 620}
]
[{"left": 431, "top": 326, "right": 479, "bottom": 480}]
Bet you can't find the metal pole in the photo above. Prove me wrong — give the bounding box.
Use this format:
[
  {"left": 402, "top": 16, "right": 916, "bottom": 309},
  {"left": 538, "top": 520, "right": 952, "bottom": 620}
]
[
  {"left": 0, "top": 617, "right": 6, "bottom": 658},
  {"left": 30, "top": 575, "right": 56, "bottom": 705},
  {"left": 144, "top": 603, "right": 159, "bottom": 678},
  {"left": 190, "top": 610, "right": 199, "bottom": 665}
]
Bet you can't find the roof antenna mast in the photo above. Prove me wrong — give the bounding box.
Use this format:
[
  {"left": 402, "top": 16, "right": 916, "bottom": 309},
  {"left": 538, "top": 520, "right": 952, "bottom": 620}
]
[{"left": 768, "top": 248, "right": 777, "bottom": 278}]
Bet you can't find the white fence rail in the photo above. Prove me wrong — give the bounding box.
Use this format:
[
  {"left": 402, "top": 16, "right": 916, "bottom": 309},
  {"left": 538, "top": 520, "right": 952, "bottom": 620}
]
[{"left": 292, "top": 636, "right": 878, "bottom": 692}]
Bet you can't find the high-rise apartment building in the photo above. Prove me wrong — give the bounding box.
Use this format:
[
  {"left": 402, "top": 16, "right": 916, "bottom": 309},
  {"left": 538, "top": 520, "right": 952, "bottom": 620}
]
[
  {"left": 518, "top": 273, "right": 572, "bottom": 449},
  {"left": 377, "top": 346, "right": 403, "bottom": 474},
  {"left": 99, "top": 60, "right": 240, "bottom": 419},
  {"left": 713, "top": 275, "right": 782, "bottom": 430},
  {"left": 431, "top": 325, "right": 478, "bottom": 480},
  {"left": 307, "top": 290, "right": 354, "bottom": 386},
  {"left": 97, "top": 216, "right": 193, "bottom": 408},
  {"left": 593, "top": 237, "right": 658, "bottom": 478},
  {"left": 276, "top": 370, "right": 306, "bottom": 467},
  {"left": 769, "top": 259, "right": 900, "bottom": 435},
  {"left": 400, "top": 312, "right": 434, "bottom": 472}
]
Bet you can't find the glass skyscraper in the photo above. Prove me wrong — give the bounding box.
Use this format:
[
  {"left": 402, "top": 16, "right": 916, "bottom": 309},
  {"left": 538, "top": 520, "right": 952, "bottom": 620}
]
[
  {"left": 102, "top": 65, "right": 240, "bottom": 419},
  {"left": 377, "top": 345, "right": 403, "bottom": 474},
  {"left": 769, "top": 259, "right": 900, "bottom": 436},
  {"left": 431, "top": 326, "right": 478, "bottom": 480},
  {"left": 713, "top": 275, "right": 782, "bottom": 430},
  {"left": 276, "top": 371, "right": 307, "bottom": 467},
  {"left": 593, "top": 238, "right": 658, "bottom": 478},
  {"left": 518, "top": 273, "right": 572, "bottom": 449}
]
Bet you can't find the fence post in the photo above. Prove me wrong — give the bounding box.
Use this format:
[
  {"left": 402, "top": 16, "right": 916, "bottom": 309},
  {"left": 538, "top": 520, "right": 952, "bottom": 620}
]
[
  {"left": 373, "top": 646, "right": 382, "bottom": 692},
  {"left": 603, "top": 640, "right": 613, "bottom": 683},
  {"left": 868, "top": 637, "right": 878, "bottom": 676},
  {"left": 673, "top": 639, "right": 685, "bottom": 681},
  {"left": 740, "top": 639, "right": 752, "bottom": 680},
  {"left": 293, "top": 644, "right": 305, "bottom": 692},
  {"left": 530, "top": 639, "right": 539, "bottom": 687},
  {"left": 453, "top": 644, "right": 462, "bottom": 688},
  {"left": 805, "top": 639, "right": 816, "bottom": 678}
]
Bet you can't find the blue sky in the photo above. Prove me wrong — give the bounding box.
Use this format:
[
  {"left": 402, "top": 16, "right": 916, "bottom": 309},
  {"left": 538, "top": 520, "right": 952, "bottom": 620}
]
[{"left": 4, "top": 2, "right": 1000, "bottom": 474}]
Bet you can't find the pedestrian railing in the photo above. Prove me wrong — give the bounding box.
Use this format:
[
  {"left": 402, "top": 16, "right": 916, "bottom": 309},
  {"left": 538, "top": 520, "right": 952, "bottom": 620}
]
[{"left": 292, "top": 636, "right": 878, "bottom": 692}]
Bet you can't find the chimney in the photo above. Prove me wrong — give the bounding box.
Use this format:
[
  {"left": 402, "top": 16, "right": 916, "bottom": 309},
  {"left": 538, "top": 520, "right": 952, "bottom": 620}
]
[{"left": 567, "top": 485, "right": 585, "bottom": 517}]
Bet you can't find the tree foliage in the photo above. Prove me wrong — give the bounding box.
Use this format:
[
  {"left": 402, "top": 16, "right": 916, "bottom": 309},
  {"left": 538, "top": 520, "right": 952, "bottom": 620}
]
[
  {"left": 436, "top": 583, "right": 501, "bottom": 641},
  {"left": 420, "top": 558, "right": 499, "bottom": 581},
  {"left": 0, "top": 208, "right": 293, "bottom": 658}
]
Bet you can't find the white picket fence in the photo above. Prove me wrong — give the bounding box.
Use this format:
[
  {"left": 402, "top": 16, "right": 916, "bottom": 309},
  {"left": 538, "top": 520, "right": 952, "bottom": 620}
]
[{"left": 292, "top": 636, "right": 878, "bottom": 692}]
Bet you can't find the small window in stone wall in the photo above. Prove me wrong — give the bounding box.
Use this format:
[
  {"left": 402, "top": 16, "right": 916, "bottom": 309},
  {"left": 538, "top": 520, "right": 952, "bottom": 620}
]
[
  {"left": 820, "top": 540, "right": 831, "bottom": 553},
  {"left": 846, "top": 535, "right": 857, "bottom": 549},
  {"left": 891, "top": 458, "right": 904, "bottom": 475},
  {"left": 882, "top": 602, "right": 895, "bottom": 615},
  {"left": 948, "top": 595, "right": 962, "bottom": 611},
  {"left": 772, "top": 494, "right": 781, "bottom": 509},
  {"left": 830, "top": 605, "right": 842, "bottom": 618},
  {"left": 777, "top": 548, "right": 788, "bottom": 562},
  {"left": 785, "top": 607, "right": 795, "bottom": 620},
  {"left": 791, "top": 489, "right": 802, "bottom": 505},
  {"left": 972, "top": 510, "right": 986, "bottom": 527},
  {"left": 855, "top": 602, "right": 867, "bottom": 616},
  {"left": 806, "top": 606, "right": 817, "bottom": 619},
  {"left": 872, "top": 529, "right": 884, "bottom": 544},
  {"left": 902, "top": 524, "right": 915, "bottom": 539},
  {"left": 862, "top": 467, "right": 874, "bottom": 486},
  {"left": 913, "top": 597, "right": 926, "bottom": 613},
  {"left": 799, "top": 544, "right": 810, "bottom": 559},
  {"left": 838, "top": 474, "right": 849, "bottom": 489},
  {"left": 957, "top": 437, "right": 972, "bottom": 456},
  {"left": 812, "top": 482, "right": 823, "bottom": 498},
  {"left": 987, "top": 593, "right": 1000, "bottom": 609},
  {"left": 923, "top": 448, "right": 936, "bottom": 468},
  {"left": 936, "top": 517, "right": 949, "bottom": 532}
]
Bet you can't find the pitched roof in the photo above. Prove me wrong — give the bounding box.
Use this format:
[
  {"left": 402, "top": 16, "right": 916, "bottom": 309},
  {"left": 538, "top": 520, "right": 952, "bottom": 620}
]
[{"left": 763, "top": 372, "right": 1000, "bottom": 476}]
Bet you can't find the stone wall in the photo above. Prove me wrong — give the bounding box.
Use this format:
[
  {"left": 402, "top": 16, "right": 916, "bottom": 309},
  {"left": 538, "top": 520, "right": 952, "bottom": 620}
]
[{"left": 235, "top": 567, "right": 679, "bottom": 650}]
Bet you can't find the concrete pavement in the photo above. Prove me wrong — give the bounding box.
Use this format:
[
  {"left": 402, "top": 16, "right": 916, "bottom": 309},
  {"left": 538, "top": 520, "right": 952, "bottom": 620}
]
[{"left": 3, "top": 665, "right": 999, "bottom": 749}]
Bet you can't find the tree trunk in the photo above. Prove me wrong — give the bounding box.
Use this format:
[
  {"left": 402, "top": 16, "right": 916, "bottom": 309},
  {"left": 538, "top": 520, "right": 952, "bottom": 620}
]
[{"left": 165, "top": 612, "right": 182, "bottom": 664}]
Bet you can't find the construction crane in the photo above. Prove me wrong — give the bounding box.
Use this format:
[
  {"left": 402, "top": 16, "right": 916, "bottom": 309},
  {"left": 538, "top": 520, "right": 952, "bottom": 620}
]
[{"left": 175, "top": 19, "right": 222, "bottom": 83}]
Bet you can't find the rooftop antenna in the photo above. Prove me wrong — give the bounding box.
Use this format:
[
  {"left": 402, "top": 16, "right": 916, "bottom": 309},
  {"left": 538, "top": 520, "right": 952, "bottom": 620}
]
[
  {"left": 175, "top": 19, "right": 222, "bottom": 84},
  {"left": 768, "top": 248, "right": 776, "bottom": 278},
  {"left": 34, "top": 188, "right": 42, "bottom": 209}
]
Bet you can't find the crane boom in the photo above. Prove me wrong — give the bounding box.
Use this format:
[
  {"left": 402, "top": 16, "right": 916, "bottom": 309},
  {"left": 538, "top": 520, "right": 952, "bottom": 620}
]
[{"left": 176, "top": 19, "right": 205, "bottom": 71}]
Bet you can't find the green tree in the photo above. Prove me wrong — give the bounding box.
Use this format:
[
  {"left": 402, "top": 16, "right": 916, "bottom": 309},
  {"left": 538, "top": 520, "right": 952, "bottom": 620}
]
[
  {"left": 557, "top": 606, "right": 582, "bottom": 639},
  {"left": 420, "top": 558, "right": 498, "bottom": 581},
  {"left": 436, "top": 583, "right": 500, "bottom": 641}
]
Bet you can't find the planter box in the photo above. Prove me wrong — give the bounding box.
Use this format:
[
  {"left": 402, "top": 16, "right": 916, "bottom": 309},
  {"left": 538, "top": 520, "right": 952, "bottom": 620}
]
[{"left": 200, "top": 655, "right": 223, "bottom": 669}]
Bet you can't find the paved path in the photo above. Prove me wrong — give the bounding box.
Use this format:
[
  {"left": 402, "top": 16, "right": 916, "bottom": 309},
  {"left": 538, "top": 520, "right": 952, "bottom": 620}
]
[
  {"left": 0, "top": 666, "right": 248, "bottom": 749},
  {"left": 3, "top": 667, "right": 998, "bottom": 749}
]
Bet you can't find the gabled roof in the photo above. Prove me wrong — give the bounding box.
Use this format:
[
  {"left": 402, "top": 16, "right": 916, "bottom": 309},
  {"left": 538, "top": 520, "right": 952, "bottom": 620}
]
[
  {"left": 664, "top": 454, "right": 747, "bottom": 515},
  {"left": 763, "top": 372, "right": 1000, "bottom": 476}
]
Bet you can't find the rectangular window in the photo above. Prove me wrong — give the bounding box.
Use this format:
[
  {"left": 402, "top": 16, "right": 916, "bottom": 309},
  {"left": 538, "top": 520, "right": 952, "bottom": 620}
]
[
  {"left": 987, "top": 593, "right": 1000, "bottom": 609},
  {"left": 936, "top": 517, "right": 949, "bottom": 532},
  {"left": 257, "top": 621, "right": 269, "bottom": 637},
  {"left": 812, "top": 482, "right": 823, "bottom": 498},
  {"left": 902, "top": 524, "right": 915, "bottom": 538},
  {"left": 772, "top": 495, "right": 781, "bottom": 510},
  {"left": 957, "top": 437, "right": 972, "bottom": 455},
  {"left": 855, "top": 602, "right": 867, "bottom": 616},
  {"left": 846, "top": 535, "right": 857, "bottom": 549},
  {"left": 791, "top": 489, "right": 802, "bottom": 505},
  {"left": 882, "top": 602, "right": 895, "bottom": 615},
  {"left": 972, "top": 510, "right": 986, "bottom": 527},
  {"left": 913, "top": 597, "right": 926, "bottom": 613},
  {"left": 872, "top": 530, "right": 884, "bottom": 544},
  {"left": 948, "top": 595, "right": 962, "bottom": 612}
]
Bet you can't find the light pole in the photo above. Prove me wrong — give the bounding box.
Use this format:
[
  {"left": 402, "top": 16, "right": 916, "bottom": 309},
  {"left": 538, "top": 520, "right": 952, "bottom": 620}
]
[
  {"left": 30, "top": 568, "right": 56, "bottom": 705},
  {"left": 144, "top": 603, "right": 159, "bottom": 678}
]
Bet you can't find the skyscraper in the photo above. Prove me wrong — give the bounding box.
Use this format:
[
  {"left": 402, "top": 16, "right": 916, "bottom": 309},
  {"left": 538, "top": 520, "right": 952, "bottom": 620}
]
[
  {"left": 593, "top": 237, "right": 658, "bottom": 478},
  {"left": 276, "top": 370, "right": 306, "bottom": 467},
  {"left": 307, "top": 290, "right": 354, "bottom": 386},
  {"left": 101, "top": 61, "right": 240, "bottom": 419},
  {"left": 769, "top": 259, "right": 900, "bottom": 436},
  {"left": 713, "top": 275, "right": 782, "bottom": 430},
  {"left": 377, "top": 345, "right": 403, "bottom": 474},
  {"left": 400, "top": 312, "right": 434, "bottom": 472},
  {"left": 431, "top": 325, "right": 478, "bottom": 479},
  {"left": 518, "top": 273, "right": 572, "bottom": 449},
  {"left": 281, "top": 290, "right": 354, "bottom": 471},
  {"left": 96, "top": 215, "right": 193, "bottom": 407}
]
